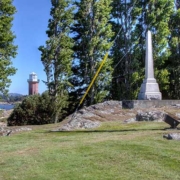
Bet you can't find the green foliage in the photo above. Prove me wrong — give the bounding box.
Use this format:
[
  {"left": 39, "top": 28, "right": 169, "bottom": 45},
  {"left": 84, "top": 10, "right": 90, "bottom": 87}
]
[
  {"left": 39, "top": 0, "right": 74, "bottom": 123},
  {"left": 111, "top": 0, "right": 174, "bottom": 100},
  {"left": 72, "top": 0, "right": 114, "bottom": 105},
  {"left": 134, "top": 0, "right": 174, "bottom": 99},
  {"left": 0, "top": 0, "right": 17, "bottom": 95},
  {"left": 130, "top": 71, "right": 144, "bottom": 99},
  {"left": 167, "top": 5, "right": 180, "bottom": 98},
  {"left": 110, "top": 0, "right": 144, "bottom": 100},
  {"left": 7, "top": 92, "right": 56, "bottom": 126},
  {"left": 155, "top": 68, "right": 170, "bottom": 91},
  {"left": 38, "top": 0, "right": 180, "bottom": 103}
]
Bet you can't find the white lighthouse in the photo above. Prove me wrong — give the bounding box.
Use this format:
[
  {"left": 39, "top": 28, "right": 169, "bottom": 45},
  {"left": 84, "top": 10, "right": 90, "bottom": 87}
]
[{"left": 27, "top": 72, "right": 39, "bottom": 95}]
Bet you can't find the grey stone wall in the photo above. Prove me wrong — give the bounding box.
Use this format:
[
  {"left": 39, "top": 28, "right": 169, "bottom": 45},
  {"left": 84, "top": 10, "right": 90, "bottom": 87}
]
[{"left": 122, "top": 100, "right": 180, "bottom": 109}]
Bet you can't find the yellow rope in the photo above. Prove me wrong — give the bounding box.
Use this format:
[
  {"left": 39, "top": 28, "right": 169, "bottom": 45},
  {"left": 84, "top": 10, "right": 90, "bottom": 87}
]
[{"left": 79, "top": 52, "right": 109, "bottom": 105}]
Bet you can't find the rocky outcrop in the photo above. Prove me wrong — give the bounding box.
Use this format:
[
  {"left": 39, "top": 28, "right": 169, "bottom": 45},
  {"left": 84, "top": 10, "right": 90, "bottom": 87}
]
[
  {"left": 53, "top": 101, "right": 167, "bottom": 131},
  {"left": 58, "top": 119, "right": 100, "bottom": 131},
  {"left": 55, "top": 101, "right": 123, "bottom": 131}
]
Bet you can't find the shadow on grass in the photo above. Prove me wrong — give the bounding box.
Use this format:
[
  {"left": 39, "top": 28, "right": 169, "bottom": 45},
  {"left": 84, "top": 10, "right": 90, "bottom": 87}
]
[{"left": 47, "top": 128, "right": 169, "bottom": 133}]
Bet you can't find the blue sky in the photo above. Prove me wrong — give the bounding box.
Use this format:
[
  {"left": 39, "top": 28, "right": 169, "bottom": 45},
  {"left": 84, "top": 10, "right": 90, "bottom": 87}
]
[{"left": 9, "top": 0, "right": 51, "bottom": 95}]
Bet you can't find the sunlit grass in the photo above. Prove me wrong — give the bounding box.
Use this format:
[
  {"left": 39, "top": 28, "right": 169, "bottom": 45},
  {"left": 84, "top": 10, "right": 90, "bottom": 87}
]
[{"left": 0, "top": 121, "right": 180, "bottom": 180}]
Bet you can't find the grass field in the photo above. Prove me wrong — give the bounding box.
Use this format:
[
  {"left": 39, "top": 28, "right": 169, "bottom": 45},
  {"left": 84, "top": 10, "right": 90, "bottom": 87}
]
[{"left": 0, "top": 121, "right": 180, "bottom": 180}]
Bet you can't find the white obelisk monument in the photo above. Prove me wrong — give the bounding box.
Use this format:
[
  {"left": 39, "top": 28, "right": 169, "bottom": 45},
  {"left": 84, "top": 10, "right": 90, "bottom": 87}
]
[{"left": 138, "top": 30, "right": 162, "bottom": 100}]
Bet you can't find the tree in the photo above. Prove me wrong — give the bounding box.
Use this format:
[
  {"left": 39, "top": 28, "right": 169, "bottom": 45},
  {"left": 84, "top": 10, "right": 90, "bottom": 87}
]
[
  {"left": 7, "top": 92, "right": 55, "bottom": 126},
  {"left": 39, "top": 0, "right": 74, "bottom": 123},
  {"left": 72, "top": 0, "right": 114, "bottom": 106},
  {"left": 111, "top": 0, "right": 174, "bottom": 100},
  {"left": 134, "top": 0, "right": 173, "bottom": 98},
  {"left": 110, "top": 0, "right": 142, "bottom": 100},
  {"left": 167, "top": 1, "right": 180, "bottom": 98},
  {"left": 0, "top": 0, "right": 17, "bottom": 95}
]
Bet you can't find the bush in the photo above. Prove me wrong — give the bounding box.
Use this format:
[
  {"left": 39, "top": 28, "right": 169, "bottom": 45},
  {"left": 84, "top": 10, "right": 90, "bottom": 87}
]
[{"left": 7, "top": 92, "right": 55, "bottom": 126}]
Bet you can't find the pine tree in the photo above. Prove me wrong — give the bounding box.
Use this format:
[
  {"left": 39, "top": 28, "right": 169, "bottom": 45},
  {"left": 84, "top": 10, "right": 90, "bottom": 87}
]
[
  {"left": 135, "top": 0, "right": 173, "bottom": 98},
  {"left": 72, "top": 0, "right": 114, "bottom": 106},
  {"left": 167, "top": 1, "right": 180, "bottom": 98},
  {"left": 0, "top": 0, "right": 17, "bottom": 95},
  {"left": 110, "top": 0, "right": 141, "bottom": 100},
  {"left": 111, "top": 0, "right": 174, "bottom": 100},
  {"left": 39, "top": 0, "right": 74, "bottom": 123}
]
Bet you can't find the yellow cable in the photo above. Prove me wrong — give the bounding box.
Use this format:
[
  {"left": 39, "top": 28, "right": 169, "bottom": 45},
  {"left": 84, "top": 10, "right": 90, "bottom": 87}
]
[{"left": 79, "top": 52, "right": 109, "bottom": 105}]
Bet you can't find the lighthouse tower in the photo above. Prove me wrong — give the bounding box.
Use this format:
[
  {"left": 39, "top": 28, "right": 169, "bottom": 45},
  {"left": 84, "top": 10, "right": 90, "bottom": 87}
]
[{"left": 27, "top": 72, "right": 39, "bottom": 95}]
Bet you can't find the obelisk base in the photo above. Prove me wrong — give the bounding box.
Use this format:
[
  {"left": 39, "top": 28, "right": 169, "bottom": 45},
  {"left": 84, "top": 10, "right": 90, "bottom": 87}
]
[{"left": 138, "top": 78, "right": 162, "bottom": 100}]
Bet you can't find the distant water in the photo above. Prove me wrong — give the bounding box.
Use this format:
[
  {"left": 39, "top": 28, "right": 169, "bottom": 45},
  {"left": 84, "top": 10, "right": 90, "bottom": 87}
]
[{"left": 0, "top": 104, "right": 15, "bottom": 110}]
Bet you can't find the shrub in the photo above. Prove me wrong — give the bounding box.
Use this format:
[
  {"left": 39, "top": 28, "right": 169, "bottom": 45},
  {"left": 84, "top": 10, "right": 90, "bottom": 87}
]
[{"left": 7, "top": 92, "right": 55, "bottom": 126}]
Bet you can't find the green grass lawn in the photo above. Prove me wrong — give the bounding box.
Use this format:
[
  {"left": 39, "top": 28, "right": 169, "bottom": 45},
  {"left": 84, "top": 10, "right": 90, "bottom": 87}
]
[{"left": 0, "top": 121, "right": 180, "bottom": 180}]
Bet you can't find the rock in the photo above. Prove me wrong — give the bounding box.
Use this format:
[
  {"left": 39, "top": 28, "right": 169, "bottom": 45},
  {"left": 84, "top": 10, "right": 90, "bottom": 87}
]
[
  {"left": 163, "top": 133, "right": 180, "bottom": 140},
  {"left": 0, "top": 122, "right": 6, "bottom": 128},
  {"left": 126, "top": 113, "right": 136, "bottom": 116},
  {"left": 172, "top": 104, "right": 180, "bottom": 108},
  {"left": 14, "top": 127, "right": 32, "bottom": 132},
  {"left": 58, "top": 118, "right": 100, "bottom": 131},
  {"left": 0, "top": 129, "right": 12, "bottom": 136},
  {"left": 124, "top": 118, "right": 136, "bottom": 123},
  {"left": 175, "top": 113, "right": 180, "bottom": 119},
  {"left": 0, "top": 123, "right": 11, "bottom": 136},
  {"left": 0, "top": 125, "right": 32, "bottom": 136},
  {"left": 136, "top": 111, "right": 164, "bottom": 122}
]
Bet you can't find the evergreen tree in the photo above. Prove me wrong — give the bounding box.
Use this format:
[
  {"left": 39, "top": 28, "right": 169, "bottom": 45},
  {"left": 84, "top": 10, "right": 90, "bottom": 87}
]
[
  {"left": 0, "top": 0, "right": 17, "bottom": 95},
  {"left": 72, "top": 0, "right": 114, "bottom": 106},
  {"left": 167, "top": 1, "right": 180, "bottom": 98},
  {"left": 39, "top": 0, "right": 74, "bottom": 123},
  {"left": 111, "top": 0, "right": 174, "bottom": 100},
  {"left": 110, "top": 0, "right": 141, "bottom": 100},
  {"left": 134, "top": 0, "right": 173, "bottom": 98}
]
